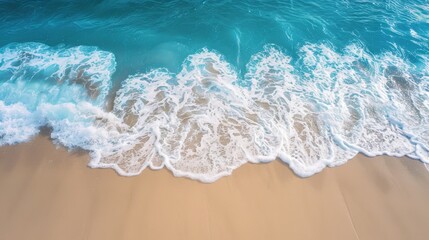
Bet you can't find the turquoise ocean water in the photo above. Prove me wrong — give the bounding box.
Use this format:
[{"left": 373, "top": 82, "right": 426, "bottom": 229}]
[{"left": 0, "top": 0, "right": 428, "bottom": 181}]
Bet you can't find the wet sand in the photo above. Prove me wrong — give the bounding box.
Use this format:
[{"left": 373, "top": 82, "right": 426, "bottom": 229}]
[{"left": 1, "top": 134, "right": 429, "bottom": 240}]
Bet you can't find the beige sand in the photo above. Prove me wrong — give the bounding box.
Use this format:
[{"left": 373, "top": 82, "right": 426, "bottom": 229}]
[{"left": 1, "top": 135, "right": 429, "bottom": 240}]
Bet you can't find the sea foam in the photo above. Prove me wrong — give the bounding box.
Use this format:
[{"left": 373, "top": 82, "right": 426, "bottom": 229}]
[{"left": 0, "top": 42, "right": 428, "bottom": 182}]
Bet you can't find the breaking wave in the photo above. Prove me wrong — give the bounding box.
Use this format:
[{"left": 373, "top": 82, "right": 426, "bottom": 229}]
[{"left": 1, "top": 42, "right": 428, "bottom": 182}]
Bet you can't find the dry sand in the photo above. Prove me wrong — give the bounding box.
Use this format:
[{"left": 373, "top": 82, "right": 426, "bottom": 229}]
[{"left": 1, "top": 134, "right": 429, "bottom": 240}]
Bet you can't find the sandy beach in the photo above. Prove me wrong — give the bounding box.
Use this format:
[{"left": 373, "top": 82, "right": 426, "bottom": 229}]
[{"left": 1, "top": 134, "right": 429, "bottom": 240}]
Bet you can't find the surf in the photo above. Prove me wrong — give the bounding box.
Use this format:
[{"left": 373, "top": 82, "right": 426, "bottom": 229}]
[{"left": 1, "top": 42, "right": 428, "bottom": 182}]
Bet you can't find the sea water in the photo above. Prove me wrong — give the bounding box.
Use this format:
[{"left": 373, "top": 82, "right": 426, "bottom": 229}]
[{"left": 0, "top": 0, "right": 428, "bottom": 182}]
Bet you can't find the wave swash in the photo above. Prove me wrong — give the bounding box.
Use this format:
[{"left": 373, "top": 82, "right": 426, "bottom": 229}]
[{"left": 1, "top": 42, "right": 428, "bottom": 182}]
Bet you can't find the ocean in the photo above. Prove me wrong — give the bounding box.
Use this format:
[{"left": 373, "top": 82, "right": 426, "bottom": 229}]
[{"left": 0, "top": 0, "right": 428, "bottom": 182}]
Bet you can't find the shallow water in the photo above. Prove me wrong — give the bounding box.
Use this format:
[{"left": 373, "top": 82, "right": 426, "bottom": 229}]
[{"left": 0, "top": 0, "right": 428, "bottom": 181}]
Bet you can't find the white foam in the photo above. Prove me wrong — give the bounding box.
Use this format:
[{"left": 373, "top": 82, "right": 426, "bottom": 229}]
[
  {"left": 0, "top": 101, "right": 40, "bottom": 145},
  {"left": 0, "top": 42, "right": 115, "bottom": 108},
  {"left": 0, "top": 42, "right": 117, "bottom": 147},
  {"left": 96, "top": 50, "right": 283, "bottom": 182},
  {"left": 1, "top": 42, "right": 428, "bottom": 182}
]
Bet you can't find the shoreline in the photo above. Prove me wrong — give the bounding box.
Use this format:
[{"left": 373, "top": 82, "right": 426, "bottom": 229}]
[{"left": 1, "top": 134, "right": 429, "bottom": 240}]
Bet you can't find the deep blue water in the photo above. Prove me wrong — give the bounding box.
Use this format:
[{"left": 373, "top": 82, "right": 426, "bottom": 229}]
[{"left": 0, "top": 0, "right": 428, "bottom": 181}]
